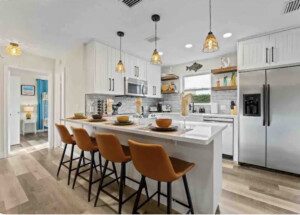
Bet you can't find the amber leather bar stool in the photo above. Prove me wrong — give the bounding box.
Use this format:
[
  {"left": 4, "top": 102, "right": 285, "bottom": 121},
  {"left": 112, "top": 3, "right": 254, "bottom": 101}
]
[
  {"left": 55, "top": 124, "right": 81, "bottom": 185},
  {"left": 94, "top": 133, "right": 149, "bottom": 214},
  {"left": 129, "top": 140, "right": 195, "bottom": 214},
  {"left": 71, "top": 127, "right": 103, "bottom": 202}
]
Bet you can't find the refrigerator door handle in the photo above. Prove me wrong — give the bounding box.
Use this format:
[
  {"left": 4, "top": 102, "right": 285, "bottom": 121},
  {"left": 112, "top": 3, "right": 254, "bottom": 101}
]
[
  {"left": 267, "top": 84, "right": 271, "bottom": 126},
  {"left": 263, "top": 84, "right": 266, "bottom": 126}
]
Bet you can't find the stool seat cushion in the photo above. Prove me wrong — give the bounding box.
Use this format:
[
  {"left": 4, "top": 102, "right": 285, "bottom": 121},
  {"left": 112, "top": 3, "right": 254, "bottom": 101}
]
[{"left": 169, "top": 157, "right": 195, "bottom": 178}]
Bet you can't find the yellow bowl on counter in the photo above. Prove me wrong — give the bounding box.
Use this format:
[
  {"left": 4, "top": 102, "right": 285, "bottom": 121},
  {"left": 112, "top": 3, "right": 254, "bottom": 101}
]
[
  {"left": 117, "top": 115, "right": 129, "bottom": 123},
  {"left": 156, "top": 118, "right": 172, "bottom": 128}
]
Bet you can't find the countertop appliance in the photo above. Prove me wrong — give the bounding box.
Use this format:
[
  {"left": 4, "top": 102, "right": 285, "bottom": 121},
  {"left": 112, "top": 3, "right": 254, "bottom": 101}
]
[
  {"left": 149, "top": 106, "right": 158, "bottom": 112},
  {"left": 203, "top": 116, "right": 233, "bottom": 156},
  {"left": 239, "top": 66, "right": 300, "bottom": 174},
  {"left": 124, "top": 77, "right": 147, "bottom": 97},
  {"left": 162, "top": 104, "right": 172, "bottom": 112}
]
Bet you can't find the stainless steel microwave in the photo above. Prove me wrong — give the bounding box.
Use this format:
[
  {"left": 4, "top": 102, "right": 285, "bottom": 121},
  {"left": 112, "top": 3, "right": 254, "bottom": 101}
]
[{"left": 124, "top": 77, "right": 148, "bottom": 97}]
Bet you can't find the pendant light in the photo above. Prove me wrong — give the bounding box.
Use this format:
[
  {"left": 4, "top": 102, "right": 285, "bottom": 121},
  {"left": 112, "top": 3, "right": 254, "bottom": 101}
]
[
  {"left": 150, "top": 14, "right": 162, "bottom": 65},
  {"left": 6, "top": 42, "right": 22, "bottom": 56},
  {"left": 116, "top": 31, "right": 125, "bottom": 73},
  {"left": 203, "top": 0, "right": 219, "bottom": 53}
]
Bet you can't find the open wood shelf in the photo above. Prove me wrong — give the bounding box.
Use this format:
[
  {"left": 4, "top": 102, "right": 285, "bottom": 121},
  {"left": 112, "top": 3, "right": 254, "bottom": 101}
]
[
  {"left": 211, "top": 66, "right": 237, "bottom": 74},
  {"left": 161, "top": 91, "right": 179, "bottom": 94},
  {"left": 161, "top": 74, "right": 179, "bottom": 81},
  {"left": 212, "top": 86, "right": 237, "bottom": 91}
]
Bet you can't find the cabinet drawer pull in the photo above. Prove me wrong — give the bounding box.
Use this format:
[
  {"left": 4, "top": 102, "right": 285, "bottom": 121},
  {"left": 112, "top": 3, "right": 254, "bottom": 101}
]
[
  {"left": 271, "top": 47, "right": 274, "bottom": 63},
  {"left": 112, "top": 78, "right": 115, "bottom": 91},
  {"left": 266, "top": 48, "right": 269, "bottom": 64},
  {"left": 109, "top": 78, "right": 111, "bottom": 91}
]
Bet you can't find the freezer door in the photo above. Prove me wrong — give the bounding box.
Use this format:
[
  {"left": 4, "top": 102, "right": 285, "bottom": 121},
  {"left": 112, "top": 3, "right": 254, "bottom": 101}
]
[
  {"left": 266, "top": 66, "right": 300, "bottom": 174},
  {"left": 239, "top": 70, "right": 266, "bottom": 166}
]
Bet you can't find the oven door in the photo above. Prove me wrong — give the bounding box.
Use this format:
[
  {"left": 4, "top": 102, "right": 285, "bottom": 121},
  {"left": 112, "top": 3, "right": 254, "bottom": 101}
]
[{"left": 125, "top": 78, "right": 147, "bottom": 96}]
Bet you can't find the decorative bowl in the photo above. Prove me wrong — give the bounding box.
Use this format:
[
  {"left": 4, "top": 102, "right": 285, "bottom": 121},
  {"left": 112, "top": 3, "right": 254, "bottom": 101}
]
[
  {"left": 92, "top": 114, "right": 103, "bottom": 119},
  {"left": 117, "top": 115, "right": 129, "bottom": 123},
  {"left": 156, "top": 118, "right": 172, "bottom": 128}
]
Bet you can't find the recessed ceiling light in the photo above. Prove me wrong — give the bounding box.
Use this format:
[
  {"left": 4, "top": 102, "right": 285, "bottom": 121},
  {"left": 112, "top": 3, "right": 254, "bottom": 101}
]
[
  {"left": 158, "top": 51, "right": 163, "bottom": 55},
  {"left": 223, "top": 32, "right": 232, "bottom": 39},
  {"left": 185, "top": 44, "right": 193, "bottom": 49}
]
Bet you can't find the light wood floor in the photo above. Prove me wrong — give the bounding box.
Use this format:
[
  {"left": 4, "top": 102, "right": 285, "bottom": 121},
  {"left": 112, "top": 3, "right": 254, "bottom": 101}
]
[{"left": 0, "top": 145, "right": 300, "bottom": 214}]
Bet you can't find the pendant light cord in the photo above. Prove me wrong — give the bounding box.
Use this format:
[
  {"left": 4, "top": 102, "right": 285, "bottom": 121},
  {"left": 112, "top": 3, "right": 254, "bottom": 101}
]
[
  {"left": 119, "top": 36, "right": 122, "bottom": 60},
  {"left": 155, "top": 22, "right": 157, "bottom": 49},
  {"left": 209, "top": 0, "right": 212, "bottom": 32}
]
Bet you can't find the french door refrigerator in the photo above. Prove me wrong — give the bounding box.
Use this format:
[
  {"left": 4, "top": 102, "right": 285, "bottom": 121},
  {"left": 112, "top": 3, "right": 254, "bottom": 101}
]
[{"left": 239, "top": 66, "right": 300, "bottom": 174}]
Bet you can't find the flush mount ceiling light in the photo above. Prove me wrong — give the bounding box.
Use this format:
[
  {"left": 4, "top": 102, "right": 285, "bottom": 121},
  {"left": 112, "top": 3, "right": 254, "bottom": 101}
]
[
  {"left": 223, "top": 32, "right": 232, "bottom": 38},
  {"left": 150, "top": 14, "right": 162, "bottom": 65},
  {"left": 6, "top": 42, "right": 22, "bottom": 56},
  {"left": 116, "top": 31, "right": 125, "bottom": 73},
  {"left": 185, "top": 44, "right": 193, "bottom": 49},
  {"left": 203, "top": 0, "right": 219, "bottom": 53}
]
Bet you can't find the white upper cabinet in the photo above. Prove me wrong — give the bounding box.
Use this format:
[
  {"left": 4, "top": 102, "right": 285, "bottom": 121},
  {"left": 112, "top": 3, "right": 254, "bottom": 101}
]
[
  {"left": 124, "top": 53, "right": 147, "bottom": 80},
  {"left": 147, "top": 63, "right": 162, "bottom": 98},
  {"left": 269, "top": 28, "right": 300, "bottom": 67},
  {"left": 238, "top": 27, "right": 300, "bottom": 71},
  {"left": 238, "top": 35, "right": 270, "bottom": 71}
]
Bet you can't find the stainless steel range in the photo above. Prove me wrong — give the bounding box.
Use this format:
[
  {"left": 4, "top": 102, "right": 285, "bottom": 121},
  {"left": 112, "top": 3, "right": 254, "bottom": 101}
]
[{"left": 239, "top": 66, "right": 300, "bottom": 174}]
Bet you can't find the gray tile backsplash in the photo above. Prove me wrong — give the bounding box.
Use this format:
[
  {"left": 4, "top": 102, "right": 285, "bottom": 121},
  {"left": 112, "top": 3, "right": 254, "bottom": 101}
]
[{"left": 85, "top": 94, "right": 158, "bottom": 116}]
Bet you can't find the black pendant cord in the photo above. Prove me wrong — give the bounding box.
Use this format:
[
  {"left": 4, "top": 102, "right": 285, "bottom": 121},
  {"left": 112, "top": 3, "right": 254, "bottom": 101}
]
[
  {"left": 119, "top": 36, "right": 122, "bottom": 60},
  {"left": 209, "top": 0, "right": 212, "bottom": 32},
  {"left": 155, "top": 22, "right": 157, "bottom": 50}
]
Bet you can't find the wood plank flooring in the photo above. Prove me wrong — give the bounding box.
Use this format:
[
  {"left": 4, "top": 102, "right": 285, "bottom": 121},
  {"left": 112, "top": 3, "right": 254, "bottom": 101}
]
[{"left": 0, "top": 144, "right": 300, "bottom": 214}]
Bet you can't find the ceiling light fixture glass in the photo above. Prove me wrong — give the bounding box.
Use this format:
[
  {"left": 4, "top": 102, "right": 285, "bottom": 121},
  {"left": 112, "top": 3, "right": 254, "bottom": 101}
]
[
  {"left": 185, "top": 44, "right": 193, "bottom": 49},
  {"left": 116, "top": 31, "right": 125, "bottom": 73},
  {"left": 159, "top": 51, "right": 163, "bottom": 55},
  {"left": 6, "top": 42, "right": 22, "bottom": 56},
  {"left": 150, "top": 14, "right": 162, "bottom": 65},
  {"left": 223, "top": 32, "right": 232, "bottom": 38},
  {"left": 203, "top": 0, "right": 219, "bottom": 53}
]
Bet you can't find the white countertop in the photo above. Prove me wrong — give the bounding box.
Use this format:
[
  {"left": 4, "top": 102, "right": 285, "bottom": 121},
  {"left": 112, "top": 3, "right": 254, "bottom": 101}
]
[
  {"left": 155, "top": 112, "right": 238, "bottom": 119},
  {"left": 62, "top": 117, "right": 227, "bottom": 145}
]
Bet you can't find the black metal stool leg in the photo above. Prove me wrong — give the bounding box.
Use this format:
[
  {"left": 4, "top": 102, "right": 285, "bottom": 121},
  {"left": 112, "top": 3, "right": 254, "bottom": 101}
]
[
  {"left": 157, "top": 181, "right": 161, "bottom": 206},
  {"left": 72, "top": 151, "right": 83, "bottom": 189},
  {"left": 112, "top": 162, "right": 119, "bottom": 186},
  {"left": 167, "top": 182, "right": 172, "bottom": 214},
  {"left": 183, "top": 175, "right": 194, "bottom": 214},
  {"left": 67, "top": 144, "right": 75, "bottom": 185},
  {"left": 144, "top": 179, "right": 150, "bottom": 199},
  {"left": 82, "top": 151, "right": 86, "bottom": 165},
  {"left": 132, "top": 175, "right": 146, "bottom": 214},
  {"left": 118, "top": 162, "right": 126, "bottom": 214},
  {"left": 57, "top": 143, "right": 67, "bottom": 177},
  {"left": 88, "top": 151, "right": 95, "bottom": 202},
  {"left": 94, "top": 160, "right": 109, "bottom": 207},
  {"left": 98, "top": 152, "right": 103, "bottom": 175}
]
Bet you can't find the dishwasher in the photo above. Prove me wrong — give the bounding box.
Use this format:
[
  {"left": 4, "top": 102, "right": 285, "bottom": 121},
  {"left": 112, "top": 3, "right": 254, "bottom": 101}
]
[{"left": 203, "top": 116, "right": 234, "bottom": 157}]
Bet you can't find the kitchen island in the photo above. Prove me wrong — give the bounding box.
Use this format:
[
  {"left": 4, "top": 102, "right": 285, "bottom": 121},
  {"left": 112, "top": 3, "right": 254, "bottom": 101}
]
[{"left": 61, "top": 117, "right": 226, "bottom": 213}]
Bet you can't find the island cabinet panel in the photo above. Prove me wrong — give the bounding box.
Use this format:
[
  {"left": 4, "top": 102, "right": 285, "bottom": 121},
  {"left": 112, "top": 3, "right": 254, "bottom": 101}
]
[
  {"left": 147, "top": 62, "right": 162, "bottom": 98},
  {"left": 238, "top": 27, "right": 300, "bottom": 71}
]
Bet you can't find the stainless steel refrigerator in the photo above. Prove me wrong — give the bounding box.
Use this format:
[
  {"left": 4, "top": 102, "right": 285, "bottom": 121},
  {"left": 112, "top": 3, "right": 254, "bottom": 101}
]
[{"left": 239, "top": 66, "right": 300, "bottom": 174}]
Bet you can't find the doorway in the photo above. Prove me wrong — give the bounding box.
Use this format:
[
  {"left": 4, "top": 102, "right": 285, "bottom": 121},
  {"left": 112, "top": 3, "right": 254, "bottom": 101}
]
[{"left": 7, "top": 67, "right": 51, "bottom": 154}]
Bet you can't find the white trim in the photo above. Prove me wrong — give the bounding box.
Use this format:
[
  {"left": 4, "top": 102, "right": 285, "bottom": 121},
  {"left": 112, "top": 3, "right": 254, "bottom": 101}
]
[{"left": 4, "top": 65, "right": 54, "bottom": 157}]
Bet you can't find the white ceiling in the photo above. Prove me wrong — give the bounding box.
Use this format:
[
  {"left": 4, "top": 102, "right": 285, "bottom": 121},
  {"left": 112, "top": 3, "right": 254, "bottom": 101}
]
[{"left": 0, "top": 0, "right": 299, "bottom": 65}]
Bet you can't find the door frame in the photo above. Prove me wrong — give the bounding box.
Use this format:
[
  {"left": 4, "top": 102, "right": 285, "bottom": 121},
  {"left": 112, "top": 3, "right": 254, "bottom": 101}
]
[{"left": 3, "top": 65, "right": 54, "bottom": 157}]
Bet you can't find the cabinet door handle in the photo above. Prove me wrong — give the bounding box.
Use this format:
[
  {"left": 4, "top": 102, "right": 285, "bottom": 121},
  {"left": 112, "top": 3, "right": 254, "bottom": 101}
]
[
  {"left": 266, "top": 48, "right": 269, "bottom": 64},
  {"left": 271, "top": 47, "right": 274, "bottom": 63},
  {"left": 109, "top": 78, "right": 111, "bottom": 91},
  {"left": 112, "top": 78, "right": 115, "bottom": 91}
]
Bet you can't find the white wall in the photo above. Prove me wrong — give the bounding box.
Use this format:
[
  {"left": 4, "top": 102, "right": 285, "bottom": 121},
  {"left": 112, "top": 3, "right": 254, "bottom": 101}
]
[{"left": 0, "top": 49, "right": 55, "bottom": 158}]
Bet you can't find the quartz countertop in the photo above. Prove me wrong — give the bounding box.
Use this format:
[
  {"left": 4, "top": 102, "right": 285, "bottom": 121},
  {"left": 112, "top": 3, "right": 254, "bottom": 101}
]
[
  {"left": 62, "top": 117, "right": 227, "bottom": 145},
  {"left": 155, "top": 112, "right": 238, "bottom": 119}
]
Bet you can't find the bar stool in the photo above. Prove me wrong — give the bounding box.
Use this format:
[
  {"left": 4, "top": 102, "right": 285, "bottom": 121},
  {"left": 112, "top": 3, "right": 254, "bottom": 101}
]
[
  {"left": 55, "top": 124, "right": 80, "bottom": 185},
  {"left": 94, "top": 133, "right": 149, "bottom": 214},
  {"left": 71, "top": 127, "right": 103, "bottom": 202},
  {"left": 128, "top": 140, "right": 195, "bottom": 214}
]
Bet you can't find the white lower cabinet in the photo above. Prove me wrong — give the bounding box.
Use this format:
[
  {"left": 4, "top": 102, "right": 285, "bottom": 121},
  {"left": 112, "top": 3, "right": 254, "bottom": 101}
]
[{"left": 147, "top": 63, "right": 161, "bottom": 98}]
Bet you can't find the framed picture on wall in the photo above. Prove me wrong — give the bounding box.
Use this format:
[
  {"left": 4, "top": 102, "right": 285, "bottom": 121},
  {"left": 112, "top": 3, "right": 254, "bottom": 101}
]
[{"left": 21, "top": 85, "right": 35, "bottom": 96}]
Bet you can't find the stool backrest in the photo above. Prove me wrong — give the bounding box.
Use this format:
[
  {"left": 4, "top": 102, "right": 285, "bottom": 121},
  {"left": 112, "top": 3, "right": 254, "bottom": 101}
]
[
  {"left": 71, "top": 127, "right": 94, "bottom": 151},
  {"left": 128, "top": 140, "right": 177, "bottom": 182},
  {"left": 55, "top": 124, "right": 74, "bottom": 144},
  {"left": 95, "top": 133, "right": 128, "bottom": 163}
]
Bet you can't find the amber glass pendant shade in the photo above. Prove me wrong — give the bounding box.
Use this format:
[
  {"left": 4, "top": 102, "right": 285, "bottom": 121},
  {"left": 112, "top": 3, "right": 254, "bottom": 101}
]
[
  {"left": 116, "top": 60, "right": 125, "bottom": 73},
  {"left": 151, "top": 49, "right": 162, "bottom": 65},
  {"left": 203, "top": 31, "right": 219, "bottom": 53},
  {"left": 6, "top": 42, "right": 22, "bottom": 56}
]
